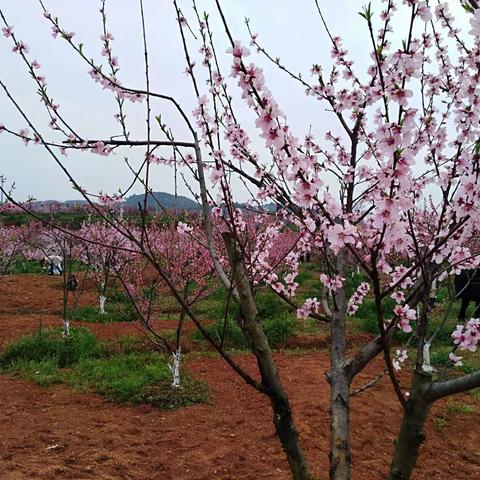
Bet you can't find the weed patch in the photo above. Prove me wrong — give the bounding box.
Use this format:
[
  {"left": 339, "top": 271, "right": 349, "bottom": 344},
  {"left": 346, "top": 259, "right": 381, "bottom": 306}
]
[{"left": 1, "top": 329, "right": 208, "bottom": 410}]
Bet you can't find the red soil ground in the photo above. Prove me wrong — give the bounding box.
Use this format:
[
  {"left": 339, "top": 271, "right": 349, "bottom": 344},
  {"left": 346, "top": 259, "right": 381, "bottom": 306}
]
[{"left": 0, "top": 275, "right": 479, "bottom": 479}]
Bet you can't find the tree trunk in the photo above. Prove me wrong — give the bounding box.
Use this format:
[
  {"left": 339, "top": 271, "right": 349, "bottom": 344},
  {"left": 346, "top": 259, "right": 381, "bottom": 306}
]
[
  {"left": 270, "top": 389, "right": 310, "bottom": 480},
  {"left": 223, "top": 233, "right": 310, "bottom": 480},
  {"left": 329, "top": 250, "right": 351, "bottom": 480},
  {"left": 329, "top": 369, "right": 351, "bottom": 480},
  {"left": 388, "top": 371, "right": 432, "bottom": 480},
  {"left": 171, "top": 286, "right": 188, "bottom": 388}
]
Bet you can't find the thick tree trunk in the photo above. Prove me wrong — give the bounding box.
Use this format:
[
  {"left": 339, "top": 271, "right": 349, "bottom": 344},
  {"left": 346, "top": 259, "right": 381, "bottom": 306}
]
[
  {"left": 329, "top": 250, "right": 351, "bottom": 480},
  {"left": 388, "top": 371, "right": 432, "bottom": 480},
  {"left": 270, "top": 390, "right": 310, "bottom": 480},
  {"left": 223, "top": 233, "right": 310, "bottom": 480},
  {"left": 329, "top": 369, "right": 351, "bottom": 480}
]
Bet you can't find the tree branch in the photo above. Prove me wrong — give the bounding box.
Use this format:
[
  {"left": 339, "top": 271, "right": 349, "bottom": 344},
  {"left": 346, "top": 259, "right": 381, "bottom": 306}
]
[
  {"left": 65, "top": 139, "right": 195, "bottom": 148},
  {"left": 427, "top": 371, "right": 480, "bottom": 402}
]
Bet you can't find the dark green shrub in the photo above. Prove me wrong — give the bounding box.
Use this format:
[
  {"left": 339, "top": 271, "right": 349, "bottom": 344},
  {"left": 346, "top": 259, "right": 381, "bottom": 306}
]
[
  {"left": 427, "top": 320, "right": 456, "bottom": 346},
  {"left": 207, "top": 288, "right": 288, "bottom": 323},
  {"left": 430, "top": 348, "right": 450, "bottom": 367},
  {"left": 359, "top": 314, "right": 379, "bottom": 334},
  {"left": 191, "top": 315, "right": 294, "bottom": 349},
  {"left": 192, "top": 317, "right": 248, "bottom": 349},
  {"left": 263, "top": 315, "right": 295, "bottom": 347},
  {"left": 255, "top": 291, "right": 287, "bottom": 320},
  {"left": 295, "top": 270, "right": 311, "bottom": 284},
  {"left": 355, "top": 296, "right": 396, "bottom": 320},
  {"left": 345, "top": 268, "right": 369, "bottom": 297},
  {"left": 10, "top": 260, "right": 44, "bottom": 274}
]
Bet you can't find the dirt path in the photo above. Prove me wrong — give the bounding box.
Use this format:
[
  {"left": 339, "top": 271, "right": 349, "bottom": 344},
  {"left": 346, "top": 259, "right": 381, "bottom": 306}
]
[{"left": 0, "top": 275, "right": 479, "bottom": 479}]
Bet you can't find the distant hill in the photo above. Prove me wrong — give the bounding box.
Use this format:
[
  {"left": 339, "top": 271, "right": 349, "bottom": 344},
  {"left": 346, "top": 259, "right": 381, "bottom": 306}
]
[
  {"left": 123, "top": 192, "right": 201, "bottom": 211},
  {"left": 63, "top": 199, "right": 89, "bottom": 206},
  {"left": 124, "top": 192, "right": 278, "bottom": 213},
  {"left": 21, "top": 192, "right": 276, "bottom": 214}
]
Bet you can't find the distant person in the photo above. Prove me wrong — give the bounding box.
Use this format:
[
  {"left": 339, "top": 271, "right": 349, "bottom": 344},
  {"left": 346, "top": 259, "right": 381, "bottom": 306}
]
[
  {"left": 45, "top": 255, "right": 63, "bottom": 276},
  {"left": 454, "top": 269, "right": 480, "bottom": 320},
  {"left": 67, "top": 274, "right": 78, "bottom": 291}
]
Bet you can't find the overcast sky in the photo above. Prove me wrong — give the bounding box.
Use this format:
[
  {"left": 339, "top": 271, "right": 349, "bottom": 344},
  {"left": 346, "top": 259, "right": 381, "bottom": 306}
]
[{"left": 0, "top": 0, "right": 471, "bottom": 202}]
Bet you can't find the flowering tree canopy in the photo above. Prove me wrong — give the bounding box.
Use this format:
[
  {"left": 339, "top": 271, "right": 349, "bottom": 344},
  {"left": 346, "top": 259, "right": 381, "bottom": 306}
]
[{"left": 1, "top": 1, "right": 480, "bottom": 479}]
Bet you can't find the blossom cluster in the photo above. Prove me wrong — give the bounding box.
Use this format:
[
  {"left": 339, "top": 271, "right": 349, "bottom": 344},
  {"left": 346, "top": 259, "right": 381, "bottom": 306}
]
[
  {"left": 347, "top": 282, "right": 370, "bottom": 315},
  {"left": 320, "top": 273, "right": 345, "bottom": 292},
  {"left": 452, "top": 318, "right": 480, "bottom": 352},
  {"left": 392, "top": 304, "right": 417, "bottom": 333},
  {"left": 297, "top": 297, "right": 320, "bottom": 320},
  {"left": 393, "top": 349, "right": 408, "bottom": 372}
]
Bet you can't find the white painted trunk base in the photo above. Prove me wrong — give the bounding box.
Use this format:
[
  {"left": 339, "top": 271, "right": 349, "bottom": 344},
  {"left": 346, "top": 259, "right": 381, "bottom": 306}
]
[
  {"left": 170, "top": 348, "right": 181, "bottom": 388},
  {"left": 422, "top": 342, "right": 435, "bottom": 373},
  {"left": 99, "top": 295, "right": 107, "bottom": 314},
  {"left": 63, "top": 318, "right": 70, "bottom": 337}
]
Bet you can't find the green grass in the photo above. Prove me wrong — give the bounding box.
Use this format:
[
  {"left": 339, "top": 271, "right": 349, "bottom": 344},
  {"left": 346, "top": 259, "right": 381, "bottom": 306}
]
[
  {"left": 66, "top": 352, "right": 209, "bottom": 408},
  {"left": 0, "top": 327, "right": 108, "bottom": 368},
  {"left": 8, "top": 358, "right": 63, "bottom": 387},
  {"left": 433, "top": 415, "right": 446, "bottom": 433},
  {"left": 66, "top": 353, "right": 170, "bottom": 402},
  {"left": 469, "top": 388, "right": 480, "bottom": 402},
  {"left": 70, "top": 304, "right": 136, "bottom": 323},
  {"left": 294, "top": 317, "right": 320, "bottom": 335},
  {"left": 0, "top": 328, "right": 208, "bottom": 410},
  {"left": 117, "top": 335, "right": 147, "bottom": 353},
  {"left": 434, "top": 400, "right": 477, "bottom": 434},
  {"left": 459, "top": 360, "right": 479, "bottom": 375},
  {"left": 446, "top": 401, "right": 475, "bottom": 415}
]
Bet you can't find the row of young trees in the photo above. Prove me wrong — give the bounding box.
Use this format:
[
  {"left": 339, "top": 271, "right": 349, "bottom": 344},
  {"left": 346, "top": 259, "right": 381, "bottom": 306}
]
[
  {"left": 1, "top": 0, "right": 480, "bottom": 479},
  {"left": 0, "top": 215, "right": 299, "bottom": 385}
]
